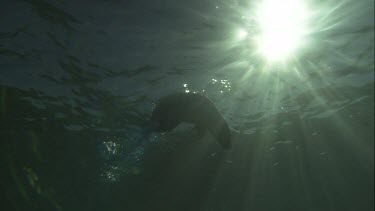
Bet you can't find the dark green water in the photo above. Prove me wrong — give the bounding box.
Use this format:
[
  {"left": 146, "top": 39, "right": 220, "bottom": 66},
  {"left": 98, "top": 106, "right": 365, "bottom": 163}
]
[{"left": 0, "top": 0, "right": 373, "bottom": 210}]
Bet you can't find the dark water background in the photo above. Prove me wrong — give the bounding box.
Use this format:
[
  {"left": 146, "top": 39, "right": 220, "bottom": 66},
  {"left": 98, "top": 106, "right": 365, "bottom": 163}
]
[{"left": 0, "top": 0, "right": 373, "bottom": 210}]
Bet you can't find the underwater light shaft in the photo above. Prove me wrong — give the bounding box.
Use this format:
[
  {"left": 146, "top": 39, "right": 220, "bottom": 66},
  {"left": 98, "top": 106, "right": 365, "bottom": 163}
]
[{"left": 255, "top": 0, "right": 310, "bottom": 61}]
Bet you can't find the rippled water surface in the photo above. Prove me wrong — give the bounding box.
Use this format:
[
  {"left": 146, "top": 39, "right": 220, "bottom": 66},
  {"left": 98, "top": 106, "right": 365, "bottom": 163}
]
[{"left": 1, "top": 0, "right": 374, "bottom": 210}]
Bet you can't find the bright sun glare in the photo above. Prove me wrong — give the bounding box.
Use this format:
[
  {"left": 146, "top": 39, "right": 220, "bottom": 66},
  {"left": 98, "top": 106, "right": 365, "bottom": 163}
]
[
  {"left": 237, "top": 28, "right": 248, "bottom": 40},
  {"left": 255, "top": 0, "right": 310, "bottom": 61}
]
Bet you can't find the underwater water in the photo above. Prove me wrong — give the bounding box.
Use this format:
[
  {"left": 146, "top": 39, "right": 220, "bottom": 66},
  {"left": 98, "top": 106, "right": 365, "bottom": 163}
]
[{"left": 0, "top": 0, "right": 373, "bottom": 210}]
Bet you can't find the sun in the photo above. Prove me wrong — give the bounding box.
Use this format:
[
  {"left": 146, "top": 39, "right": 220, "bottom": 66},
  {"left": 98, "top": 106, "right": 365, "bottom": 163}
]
[{"left": 254, "top": 0, "right": 310, "bottom": 62}]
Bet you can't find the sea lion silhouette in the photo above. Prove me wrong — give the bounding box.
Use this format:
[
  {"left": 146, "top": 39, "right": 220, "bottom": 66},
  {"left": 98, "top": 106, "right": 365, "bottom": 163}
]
[{"left": 147, "top": 92, "right": 231, "bottom": 149}]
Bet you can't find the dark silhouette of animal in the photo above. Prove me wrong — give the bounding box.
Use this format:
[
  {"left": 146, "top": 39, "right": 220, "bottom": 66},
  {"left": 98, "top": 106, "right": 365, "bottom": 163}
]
[{"left": 149, "top": 92, "right": 231, "bottom": 149}]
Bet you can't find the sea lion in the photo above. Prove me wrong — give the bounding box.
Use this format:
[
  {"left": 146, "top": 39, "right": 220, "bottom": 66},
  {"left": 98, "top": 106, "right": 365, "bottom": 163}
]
[{"left": 148, "top": 92, "right": 231, "bottom": 149}]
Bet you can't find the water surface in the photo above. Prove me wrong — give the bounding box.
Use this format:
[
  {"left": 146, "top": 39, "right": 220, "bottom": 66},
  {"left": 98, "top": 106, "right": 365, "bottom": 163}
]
[{"left": 0, "top": 0, "right": 373, "bottom": 210}]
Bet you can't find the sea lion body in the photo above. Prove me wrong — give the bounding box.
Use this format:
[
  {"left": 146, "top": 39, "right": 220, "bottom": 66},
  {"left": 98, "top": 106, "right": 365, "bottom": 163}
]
[{"left": 150, "top": 93, "right": 231, "bottom": 149}]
